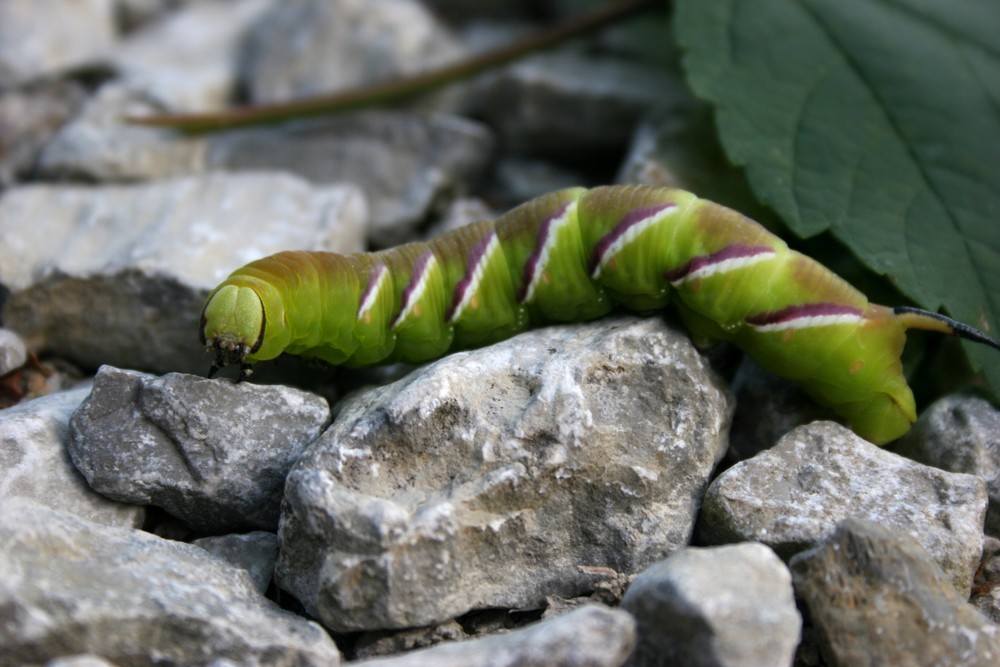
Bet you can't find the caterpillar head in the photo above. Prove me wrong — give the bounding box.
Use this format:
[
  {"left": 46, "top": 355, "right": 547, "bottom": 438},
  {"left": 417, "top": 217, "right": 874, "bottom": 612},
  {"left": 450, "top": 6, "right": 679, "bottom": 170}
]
[{"left": 199, "top": 284, "right": 265, "bottom": 381}]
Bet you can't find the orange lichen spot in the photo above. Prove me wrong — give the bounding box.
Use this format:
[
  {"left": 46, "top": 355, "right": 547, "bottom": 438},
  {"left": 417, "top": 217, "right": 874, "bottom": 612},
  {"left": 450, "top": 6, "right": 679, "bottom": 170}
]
[
  {"left": 782, "top": 329, "right": 794, "bottom": 343},
  {"left": 850, "top": 359, "right": 865, "bottom": 374}
]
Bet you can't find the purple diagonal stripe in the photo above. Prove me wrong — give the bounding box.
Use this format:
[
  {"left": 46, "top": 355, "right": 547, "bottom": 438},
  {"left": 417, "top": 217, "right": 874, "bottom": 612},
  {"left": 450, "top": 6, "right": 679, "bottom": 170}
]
[
  {"left": 589, "top": 204, "right": 675, "bottom": 274},
  {"left": 356, "top": 262, "right": 388, "bottom": 317},
  {"left": 517, "top": 203, "right": 569, "bottom": 303},
  {"left": 666, "top": 245, "right": 775, "bottom": 283},
  {"left": 745, "top": 303, "right": 864, "bottom": 327},
  {"left": 447, "top": 229, "right": 496, "bottom": 321},
  {"left": 391, "top": 250, "right": 435, "bottom": 327}
]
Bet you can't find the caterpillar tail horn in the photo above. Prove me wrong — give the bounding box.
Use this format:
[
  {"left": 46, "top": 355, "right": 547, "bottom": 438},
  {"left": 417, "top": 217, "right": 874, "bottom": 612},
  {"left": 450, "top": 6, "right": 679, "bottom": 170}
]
[{"left": 893, "top": 306, "right": 1000, "bottom": 351}]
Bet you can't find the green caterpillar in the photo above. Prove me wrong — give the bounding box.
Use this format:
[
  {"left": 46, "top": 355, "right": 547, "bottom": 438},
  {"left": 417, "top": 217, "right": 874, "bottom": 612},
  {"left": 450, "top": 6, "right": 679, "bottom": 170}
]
[{"left": 200, "top": 185, "right": 998, "bottom": 444}]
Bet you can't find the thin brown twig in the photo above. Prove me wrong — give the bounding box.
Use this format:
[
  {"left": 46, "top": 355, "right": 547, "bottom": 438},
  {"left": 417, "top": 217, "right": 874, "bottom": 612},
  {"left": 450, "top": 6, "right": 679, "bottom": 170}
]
[{"left": 125, "top": 0, "right": 662, "bottom": 133}]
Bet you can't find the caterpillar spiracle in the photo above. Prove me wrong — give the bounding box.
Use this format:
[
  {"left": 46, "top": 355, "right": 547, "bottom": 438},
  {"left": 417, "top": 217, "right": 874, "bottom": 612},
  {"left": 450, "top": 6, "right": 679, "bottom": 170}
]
[{"left": 200, "top": 185, "right": 999, "bottom": 444}]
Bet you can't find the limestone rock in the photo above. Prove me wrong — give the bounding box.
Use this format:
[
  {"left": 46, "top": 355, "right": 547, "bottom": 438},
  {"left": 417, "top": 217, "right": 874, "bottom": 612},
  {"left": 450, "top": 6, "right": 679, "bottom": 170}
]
[
  {"left": 0, "top": 172, "right": 365, "bottom": 374},
  {"left": 0, "top": 498, "right": 340, "bottom": 666},
  {"left": 791, "top": 518, "right": 1000, "bottom": 667},
  {"left": 698, "top": 421, "right": 987, "bottom": 594},
  {"left": 356, "top": 604, "right": 635, "bottom": 667},
  {"left": 0, "top": 387, "right": 145, "bottom": 527},
  {"left": 242, "top": 0, "right": 463, "bottom": 105},
  {"left": 0, "top": 0, "right": 115, "bottom": 89},
  {"left": 621, "top": 543, "right": 800, "bottom": 667},
  {"left": 277, "top": 316, "right": 732, "bottom": 631},
  {"left": 113, "top": 0, "right": 274, "bottom": 111},
  {"left": 69, "top": 366, "right": 330, "bottom": 533},
  {"left": 193, "top": 531, "right": 279, "bottom": 595},
  {"left": 896, "top": 395, "right": 1000, "bottom": 537}
]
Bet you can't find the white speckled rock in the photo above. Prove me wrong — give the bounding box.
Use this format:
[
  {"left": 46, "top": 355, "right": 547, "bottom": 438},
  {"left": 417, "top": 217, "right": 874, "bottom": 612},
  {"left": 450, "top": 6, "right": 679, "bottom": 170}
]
[
  {"left": 113, "top": 0, "right": 274, "bottom": 111},
  {"left": 621, "top": 543, "right": 801, "bottom": 667},
  {"left": 0, "top": 387, "right": 145, "bottom": 528},
  {"left": 699, "top": 421, "right": 988, "bottom": 594},
  {"left": 896, "top": 395, "right": 1000, "bottom": 537},
  {"left": 0, "top": 328, "right": 27, "bottom": 375},
  {"left": 791, "top": 518, "right": 1000, "bottom": 667},
  {"left": 277, "top": 316, "right": 733, "bottom": 631},
  {"left": 0, "top": 498, "right": 341, "bottom": 666},
  {"left": 242, "top": 0, "right": 463, "bottom": 105},
  {"left": 69, "top": 367, "right": 330, "bottom": 533},
  {"left": 356, "top": 604, "right": 635, "bottom": 667},
  {"left": 0, "top": 0, "right": 115, "bottom": 88},
  {"left": 0, "top": 172, "right": 365, "bottom": 374}
]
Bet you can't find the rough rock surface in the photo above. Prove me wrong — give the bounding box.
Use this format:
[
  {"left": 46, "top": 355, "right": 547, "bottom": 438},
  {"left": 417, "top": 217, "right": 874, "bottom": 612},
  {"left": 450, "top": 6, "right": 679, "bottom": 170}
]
[
  {"left": 0, "top": 0, "right": 115, "bottom": 89},
  {"left": 39, "top": 97, "right": 491, "bottom": 245},
  {"left": 113, "top": 0, "right": 274, "bottom": 111},
  {"left": 0, "top": 172, "right": 366, "bottom": 374},
  {"left": 791, "top": 518, "right": 1000, "bottom": 667},
  {"left": 355, "top": 604, "right": 635, "bottom": 667},
  {"left": 0, "top": 387, "right": 145, "bottom": 527},
  {"left": 69, "top": 367, "right": 330, "bottom": 533},
  {"left": 191, "top": 530, "right": 278, "bottom": 595},
  {"left": 698, "top": 421, "right": 988, "bottom": 593},
  {"left": 896, "top": 395, "right": 1000, "bottom": 537},
  {"left": 277, "top": 316, "right": 733, "bottom": 631},
  {"left": 192, "top": 531, "right": 279, "bottom": 595},
  {"left": 242, "top": 0, "right": 464, "bottom": 104},
  {"left": 469, "top": 52, "right": 682, "bottom": 157},
  {"left": 621, "top": 543, "right": 801, "bottom": 667},
  {"left": 0, "top": 327, "right": 28, "bottom": 375},
  {"left": 0, "top": 498, "right": 341, "bottom": 666},
  {"left": 0, "top": 80, "right": 88, "bottom": 185},
  {"left": 971, "top": 535, "right": 1000, "bottom": 622},
  {"left": 205, "top": 112, "right": 495, "bottom": 245}
]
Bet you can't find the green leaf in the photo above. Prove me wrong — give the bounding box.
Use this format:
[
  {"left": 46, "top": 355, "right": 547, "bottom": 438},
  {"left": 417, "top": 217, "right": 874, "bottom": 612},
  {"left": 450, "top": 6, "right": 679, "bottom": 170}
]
[{"left": 674, "top": 0, "right": 1000, "bottom": 397}]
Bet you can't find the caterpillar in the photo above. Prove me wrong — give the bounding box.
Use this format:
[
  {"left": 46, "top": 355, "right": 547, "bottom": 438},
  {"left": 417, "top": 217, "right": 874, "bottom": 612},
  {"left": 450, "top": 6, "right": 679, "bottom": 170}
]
[{"left": 200, "top": 185, "right": 999, "bottom": 445}]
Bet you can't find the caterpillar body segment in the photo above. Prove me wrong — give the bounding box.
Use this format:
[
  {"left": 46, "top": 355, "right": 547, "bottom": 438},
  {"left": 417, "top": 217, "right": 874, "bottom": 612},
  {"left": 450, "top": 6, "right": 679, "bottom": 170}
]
[{"left": 200, "top": 185, "right": 999, "bottom": 444}]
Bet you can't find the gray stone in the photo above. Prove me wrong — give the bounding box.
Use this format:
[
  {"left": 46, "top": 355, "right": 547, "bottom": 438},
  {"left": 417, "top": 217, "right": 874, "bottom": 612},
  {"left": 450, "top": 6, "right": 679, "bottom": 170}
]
[
  {"left": 277, "top": 316, "right": 732, "bottom": 631},
  {"left": 69, "top": 366, "right": 330, "bottom": 533},
  {"left": 44, "top": 656, "right": 119, "bottom": 667},
  {"left": 116, "top": 0, "right": 176, "bottom": 32},
  {"left": 114, "top": 0, "right": 274, "bottom": 112},
  {"left": 353, "top": 620, "right": 470, "bottom": 661},
  {"left": 621, "top": 543, "right": 800, "bottom": 667},
  {"left": 970, "top": 534, "right": 1000, "bottom": 623},
  {"left": 0, "top": 80, "right": 88, "bottom": 186},
  {"left": 0, "top": 0, "right": 115, "bottom": 89},
  {"left": 39, "top": 90, "right": 491, "bottom": 244},
  {"left": 241, "top": 0, "right": 463, "bottom": 105},
  {"left": 0, "top": 498, "right": 340, "bottom": 666},
  {"left": 0, "top": 327, "right": 27, "bottom": 375},
  {"left": 193, "top": 531, "right": 279, "bottom": 594},
  {"left": 355, "top": 605, "right": 635, "bottom": 667},
  {"left": 790, "top": 518, "right": 1000, "bottom": 667},
  {"left": 36, "top": 82, "right": 210, "bottom": 181},
  {"left": 0, "top": 172, "right": 366, "bottom": 374},
  {"left": 698, "top": 421, "right": 987, "bottom": 594},
  {"left": 467, "top": 51, "right": 680, "bottom": 158},
  {"left": 895, "top": 395, "right": 1000, "bottom": 537},
  {"left": 725, "top": 357, "right": 834, "bottom": 462},
  {"left": 491, "top": 156, "right": 590, "bottom": 210},
  {"left": 205, "top": 112, "right": 494, "bottom": 245},
  {"left": 0, "top": 387, "right": 145, "bottom": 527}
]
